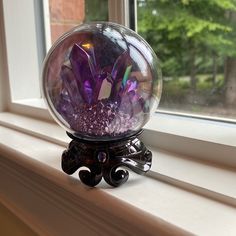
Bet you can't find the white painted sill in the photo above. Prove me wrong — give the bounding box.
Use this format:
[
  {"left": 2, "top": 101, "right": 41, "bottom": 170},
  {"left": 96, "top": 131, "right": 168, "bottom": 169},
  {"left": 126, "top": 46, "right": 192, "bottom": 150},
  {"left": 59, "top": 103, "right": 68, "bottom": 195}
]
[{"left": 0, "top": 112, "right": 236, "bottom": 235}]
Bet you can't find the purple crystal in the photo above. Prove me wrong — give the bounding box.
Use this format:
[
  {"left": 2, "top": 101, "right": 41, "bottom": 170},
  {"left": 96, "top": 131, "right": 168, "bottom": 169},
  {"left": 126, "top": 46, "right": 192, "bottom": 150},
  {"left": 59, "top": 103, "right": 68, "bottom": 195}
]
[
  {"left": 43, "top": 23, "right": 162, "bottom": 139},
  {"left": 69, "top": 44, "right": 95, "bottom": 104},
  {"left": 55, "top": 43, "right": 146, "bottom": 137}
]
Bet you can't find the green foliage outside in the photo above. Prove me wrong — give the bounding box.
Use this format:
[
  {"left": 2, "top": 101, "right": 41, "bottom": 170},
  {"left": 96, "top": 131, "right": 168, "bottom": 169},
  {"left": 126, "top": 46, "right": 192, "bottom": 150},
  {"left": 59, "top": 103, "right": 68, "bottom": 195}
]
[
  {"left": 138, "top": 0, "right": 236, "bottom": 75},
  {"left": 137, "top": 0, "right": 236, "bottom": 116}
]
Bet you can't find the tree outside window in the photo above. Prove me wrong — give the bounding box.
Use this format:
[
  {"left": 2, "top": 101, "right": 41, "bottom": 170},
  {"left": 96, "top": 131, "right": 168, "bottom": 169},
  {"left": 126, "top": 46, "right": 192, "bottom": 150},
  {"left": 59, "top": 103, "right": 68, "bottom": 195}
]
[{"left": 137, "top": 0, "right": 236, "bottom": 119}]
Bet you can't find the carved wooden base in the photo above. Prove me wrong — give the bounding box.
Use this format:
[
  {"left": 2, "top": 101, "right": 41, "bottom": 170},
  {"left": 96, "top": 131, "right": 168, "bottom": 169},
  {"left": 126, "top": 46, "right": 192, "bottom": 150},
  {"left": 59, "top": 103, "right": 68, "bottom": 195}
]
[{"left": 61, "top": 130, "right": 152, "bottom": 187}]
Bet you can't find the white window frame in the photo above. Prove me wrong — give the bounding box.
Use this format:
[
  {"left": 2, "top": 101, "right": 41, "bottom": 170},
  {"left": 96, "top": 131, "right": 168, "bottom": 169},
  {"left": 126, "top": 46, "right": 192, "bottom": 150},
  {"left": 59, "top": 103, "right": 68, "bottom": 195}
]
[
  {"left": 1, "top": 1, "right": 236, "bottom": 235},
  {"left": 0, "top": 0, "right": 235, "bottom": 166},
  {"left": 0, "top": 0, "right": 132, "bottom": 120}
]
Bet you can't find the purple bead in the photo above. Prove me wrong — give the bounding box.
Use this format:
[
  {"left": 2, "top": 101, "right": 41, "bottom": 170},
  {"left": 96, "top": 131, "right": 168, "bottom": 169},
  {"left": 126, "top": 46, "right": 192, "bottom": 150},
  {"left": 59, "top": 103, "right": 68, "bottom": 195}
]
[{"left": 97, "top": 151, "right": 107, "bottom": 163}]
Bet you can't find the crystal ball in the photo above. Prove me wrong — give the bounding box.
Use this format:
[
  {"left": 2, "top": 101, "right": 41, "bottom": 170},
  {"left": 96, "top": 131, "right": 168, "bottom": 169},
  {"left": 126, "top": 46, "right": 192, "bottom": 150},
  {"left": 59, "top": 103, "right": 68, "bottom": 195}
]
[{"left": 42, "top": 22, "right": 162, "bottom": 140}]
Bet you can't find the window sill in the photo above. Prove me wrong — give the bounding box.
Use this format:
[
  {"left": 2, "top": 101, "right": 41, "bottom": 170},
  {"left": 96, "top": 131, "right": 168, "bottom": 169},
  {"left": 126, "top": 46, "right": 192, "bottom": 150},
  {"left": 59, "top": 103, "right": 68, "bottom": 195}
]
[
  {"left": 13, "top": 98, "right": 47, "bottom": 109},
  {"left": 0, "top": 112, "right": 236, "bottom": 235}
]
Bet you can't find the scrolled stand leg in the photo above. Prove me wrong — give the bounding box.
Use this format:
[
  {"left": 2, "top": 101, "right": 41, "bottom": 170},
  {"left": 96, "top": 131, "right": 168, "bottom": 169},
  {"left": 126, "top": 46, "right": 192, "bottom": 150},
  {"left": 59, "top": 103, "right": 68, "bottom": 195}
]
[{"left": 61, "top": 130, "right": 152, "bottom": 187}]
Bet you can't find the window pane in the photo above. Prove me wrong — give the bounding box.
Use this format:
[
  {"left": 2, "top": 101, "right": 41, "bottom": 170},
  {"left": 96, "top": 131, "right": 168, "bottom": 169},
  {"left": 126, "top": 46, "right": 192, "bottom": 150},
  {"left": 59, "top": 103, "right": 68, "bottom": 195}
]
[
  {"left": 49, "top": 0, "right": 108, "bottom": 44},
  {"left": 137, "top": 0, "right": 236, "bottom": 120}
]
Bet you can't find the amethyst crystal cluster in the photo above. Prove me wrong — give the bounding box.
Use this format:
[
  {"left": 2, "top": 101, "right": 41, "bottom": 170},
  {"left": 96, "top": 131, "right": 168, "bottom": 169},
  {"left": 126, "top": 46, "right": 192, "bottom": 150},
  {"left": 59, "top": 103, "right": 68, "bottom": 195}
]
[{"left": 42, "top": 22, "right": 162, "bottom": 140}]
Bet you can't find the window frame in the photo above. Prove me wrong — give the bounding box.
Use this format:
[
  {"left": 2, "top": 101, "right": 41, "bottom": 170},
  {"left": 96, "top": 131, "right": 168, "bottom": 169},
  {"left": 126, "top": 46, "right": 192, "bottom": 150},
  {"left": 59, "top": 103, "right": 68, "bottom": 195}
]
[
  {"left": 0, "top": 0, "right": 236, "bottom": 167},
  {"left": 1, "top": 1, "right": 236, "bottom": 234},
  {"left": 0, "top": 0, "right": 131, "bottom": 119}
]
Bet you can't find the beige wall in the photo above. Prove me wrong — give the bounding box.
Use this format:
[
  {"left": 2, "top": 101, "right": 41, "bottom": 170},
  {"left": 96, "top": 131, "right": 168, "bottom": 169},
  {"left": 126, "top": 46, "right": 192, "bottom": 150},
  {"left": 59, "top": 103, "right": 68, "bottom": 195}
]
[{"left": 0, "top": 204, "right": 37, "bottom": 236}]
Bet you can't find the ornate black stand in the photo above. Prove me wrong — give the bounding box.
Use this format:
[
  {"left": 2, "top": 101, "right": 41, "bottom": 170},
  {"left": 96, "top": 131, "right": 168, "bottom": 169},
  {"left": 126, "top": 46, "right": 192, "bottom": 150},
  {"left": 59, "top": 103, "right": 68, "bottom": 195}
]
[{"left": 61, "top": 130, "right": 152, "bottom": 187}]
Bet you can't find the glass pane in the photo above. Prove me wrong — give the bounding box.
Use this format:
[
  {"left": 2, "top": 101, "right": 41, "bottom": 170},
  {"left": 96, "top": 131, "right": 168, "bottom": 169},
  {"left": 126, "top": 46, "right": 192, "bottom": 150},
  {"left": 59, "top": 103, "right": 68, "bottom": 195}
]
[
  {"left": 48, "top": 0, "right": 108, "bottom": 44},
  {"left": 137, "top": 0, "right": 236, "bottom": 120}
]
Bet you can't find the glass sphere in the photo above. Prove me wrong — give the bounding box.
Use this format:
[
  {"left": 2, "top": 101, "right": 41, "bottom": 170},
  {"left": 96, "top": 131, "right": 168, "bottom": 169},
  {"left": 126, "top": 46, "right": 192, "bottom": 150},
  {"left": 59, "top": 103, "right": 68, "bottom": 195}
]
[{"left": 42, "top": 22, "right": 162, "bottom": 141}]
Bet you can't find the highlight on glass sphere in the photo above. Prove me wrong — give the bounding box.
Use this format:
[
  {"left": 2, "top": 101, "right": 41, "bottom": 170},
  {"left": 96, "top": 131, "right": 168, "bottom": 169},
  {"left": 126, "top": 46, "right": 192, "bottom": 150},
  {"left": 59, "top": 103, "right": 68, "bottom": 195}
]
[{"left": 42, "top": 22, "right": 162, "bottom": 140}]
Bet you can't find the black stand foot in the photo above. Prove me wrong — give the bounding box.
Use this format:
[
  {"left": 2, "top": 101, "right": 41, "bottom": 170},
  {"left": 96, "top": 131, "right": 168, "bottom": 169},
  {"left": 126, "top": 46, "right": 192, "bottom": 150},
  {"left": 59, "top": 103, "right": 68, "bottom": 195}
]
[{"left": 61, "top": 130, "right": 152, "bottom": 187}]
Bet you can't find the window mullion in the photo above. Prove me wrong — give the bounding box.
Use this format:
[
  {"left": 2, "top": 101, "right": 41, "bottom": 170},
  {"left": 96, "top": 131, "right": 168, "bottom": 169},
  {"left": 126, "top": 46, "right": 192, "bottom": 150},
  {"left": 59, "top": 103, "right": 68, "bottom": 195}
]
[
  {"left": 108, "top": 0, "right": 130, "bottom": 27},
  {"left": 42, "top": 0, "right": 52, "bottom": 53},
  {"left": 0, "top": 0, "right": 11, "bottom": 112}
]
